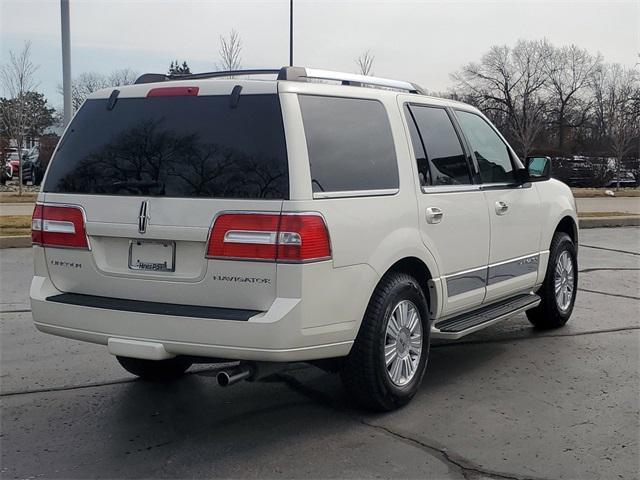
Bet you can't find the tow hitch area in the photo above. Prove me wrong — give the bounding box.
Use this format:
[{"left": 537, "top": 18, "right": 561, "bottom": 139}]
[{"left": 107, "top": 338, "right": 174, "bottom": 360}]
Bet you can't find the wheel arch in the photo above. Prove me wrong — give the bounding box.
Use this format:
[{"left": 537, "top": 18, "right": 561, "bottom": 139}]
[
  {"left": 554, "top": 215, "right": 579, "bottom": 250},
  {"left": 374, "top": 256, "right": 440, "bottom": 321}
]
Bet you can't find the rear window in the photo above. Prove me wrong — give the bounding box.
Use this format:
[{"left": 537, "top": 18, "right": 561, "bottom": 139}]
[
  {"left": 299, "top": 95, "right": 398, "bottom": 194},
  {"left": 44, "top": 94, "right": 289, "bottom": 199}
]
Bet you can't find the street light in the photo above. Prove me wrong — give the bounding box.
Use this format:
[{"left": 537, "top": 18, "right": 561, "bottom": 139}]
[
  {"left": 61, "top": 0, "right": 72, "bottom": 127},
  {"left": 289, "top": 0, "right": 293, "bottom": 66}
]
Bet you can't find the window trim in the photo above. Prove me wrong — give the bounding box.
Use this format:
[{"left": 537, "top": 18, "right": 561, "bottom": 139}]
[
  {"left": 44, "top": 94, "right": 290, "bottom": 200},
  {"left": 402, "top": 102, "right": 477, "bottom": 190},
  {"left": 420, "top": 184, "right": 482, "bottom": 194},
  {"left": 404, "top": 105, "right": 433, "bottom": 186},
  {"left": 312, "top": 188, "right": 399, "bottom": 199},
  {"left": 299, "top": 93, "right": 400, "bottom": 198},
  {"left": 452, "top": 108, "right": 520, "bottom": 186}
]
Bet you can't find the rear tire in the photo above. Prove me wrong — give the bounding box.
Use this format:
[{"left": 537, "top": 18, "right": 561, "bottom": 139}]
[
  {"left": 116, "top": 356, "right": 192, "bottom": 381},
  {"left": 340, "top": 271, "right": 430, "bottom": 411},
  {"left": 527, "top": 232, "right": 577, "bottom": 329}
]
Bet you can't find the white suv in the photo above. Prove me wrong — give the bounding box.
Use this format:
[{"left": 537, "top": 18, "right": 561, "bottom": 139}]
[{"left": 30, "top": 67, "right": 578, "bottom": 410}]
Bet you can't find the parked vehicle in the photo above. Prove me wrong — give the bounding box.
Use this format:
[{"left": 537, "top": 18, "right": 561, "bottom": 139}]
[
  {"left": 0, "top": 161, "right": 11, "bottom": 185},
  {"left": 21, "top": 146, "right": 46, "bottom": 185},
  {"left": 30, "top": 67, "right": 579, "bottom": 410},
  {"left": 2, "top": 147, "right": 32, "bottom": 182},
  {"left": 6, "top": 151, "right": 18, "bottom": 179},
  {"left": 5, "top": 148, "right": 28, "bottom": 180}
]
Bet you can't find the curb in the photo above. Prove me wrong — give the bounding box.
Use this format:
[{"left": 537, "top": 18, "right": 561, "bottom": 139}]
[
  {"left": 578, "top": 216, "right": 640, "bottom": 229},
  {"left": 0, "top": 236, "right": 31, "bottom": 249}
]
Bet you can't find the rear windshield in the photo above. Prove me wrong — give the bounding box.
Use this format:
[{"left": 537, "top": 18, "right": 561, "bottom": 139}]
[{"left": 44, "top": 94, "right": 289, "bottom": 199}]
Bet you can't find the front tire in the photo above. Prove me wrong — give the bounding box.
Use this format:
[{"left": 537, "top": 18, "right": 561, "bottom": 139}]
[
  {"left": 527, "top": 232, "right": 577, "bottom": 329},
  {"left": 340, "top": 272, "right": 430, "bottom": 411},
  {"left": 116, "top": 356, "right": 192, "bottom": 381}
]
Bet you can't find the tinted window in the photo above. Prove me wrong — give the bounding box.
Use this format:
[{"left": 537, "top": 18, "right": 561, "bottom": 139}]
[
  {"left": 299, "top": 95, "right": 398, "bottom": 193},
  {"left": 406, "top": 105, "right": 471, "bottom": 186},
  {"left": 405, "top": 108, "right": 430, "bottom": 186},
  {"left": 455, "top": 110, "right": 514, "bottom": 183},
  {"left": 44, "top": 94, "right": 289, "bottom": 198}
]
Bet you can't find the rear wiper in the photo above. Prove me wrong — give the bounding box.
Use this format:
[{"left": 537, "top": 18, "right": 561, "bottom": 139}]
[{"left": 100, "top": 179, "right": 165, "bottom": 193}]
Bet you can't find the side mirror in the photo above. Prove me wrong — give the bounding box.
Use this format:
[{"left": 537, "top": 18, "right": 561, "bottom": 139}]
[{"left": 525, "top": 156, "right": 552, "bottom": 182}]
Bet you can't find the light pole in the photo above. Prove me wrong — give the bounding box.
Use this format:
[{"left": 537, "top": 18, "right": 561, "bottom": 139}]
[
  {"left": 61, "top": 0, "right": 72, "bottom": 126},
  {"left": 289, "top": 0, "right": 293, "bottom": 66}
]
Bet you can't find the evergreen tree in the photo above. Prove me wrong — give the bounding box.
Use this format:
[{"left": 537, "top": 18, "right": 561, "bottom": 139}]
[{"left": 168, "top": 60, "right": 191, "bottom": 75}]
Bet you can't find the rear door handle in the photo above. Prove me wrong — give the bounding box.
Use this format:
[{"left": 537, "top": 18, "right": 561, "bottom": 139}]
[
  {"left": 426, "top": 207, "right": 443, "bottom": 224},
  {"left": 495, "top": 201, "right": 509, "bottom": 215}
]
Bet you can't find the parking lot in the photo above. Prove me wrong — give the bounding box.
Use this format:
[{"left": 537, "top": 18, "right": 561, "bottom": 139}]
[{"left": 1, "top": 227, "right": 638, "bottom": 479}]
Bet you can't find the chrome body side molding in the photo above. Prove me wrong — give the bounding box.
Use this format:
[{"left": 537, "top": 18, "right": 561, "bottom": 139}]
[{"left": 445, "top": 253, "right": 541, "bottom": 298}]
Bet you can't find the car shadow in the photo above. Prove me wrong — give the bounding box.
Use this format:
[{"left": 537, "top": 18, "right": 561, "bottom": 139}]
[{"left": 93, "top": 330, "right": 520, "bottom": 477}]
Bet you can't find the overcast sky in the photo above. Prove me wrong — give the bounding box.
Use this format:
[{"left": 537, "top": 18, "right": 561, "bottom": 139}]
[{"left": 1, "top": 0, "right": 638, "bottom": 108}]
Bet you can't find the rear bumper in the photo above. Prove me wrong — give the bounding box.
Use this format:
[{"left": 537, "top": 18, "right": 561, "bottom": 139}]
[{"left": 30, "top": 271, "right": 374, "bottom": 362}]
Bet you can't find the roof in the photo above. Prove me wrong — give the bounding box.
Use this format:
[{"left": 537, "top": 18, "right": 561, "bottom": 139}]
[{"left": 86, "top": 66, "right": 478, "bottom": 112}]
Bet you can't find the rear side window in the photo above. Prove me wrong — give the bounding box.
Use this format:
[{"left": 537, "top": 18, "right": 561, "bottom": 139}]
[
  {"left": 299, "top": 95, "right": 398, "bottom": 193},
  {"left": 405, "top": 105, "right": 471, "bottom": 186},
  {"left": 454, "top": 110, "right": 514, "bottom": 184},
  {"left": 44, "top": 94, "right": 289, "bottom": 199}
]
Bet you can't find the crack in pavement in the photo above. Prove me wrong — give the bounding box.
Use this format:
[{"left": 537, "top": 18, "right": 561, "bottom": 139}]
[
  {"left": 579, "top": 267, "right": 640, "bottom": 273},
  {"left": 580, "top": 244, "right": 639, "bottom": 256},
  {"left": 578, "top": 287, "right": 640, "bottom": 300},
  {"left": 0, "top": 365, "right": 229, "bottom": 397},
  {"left": 360, "top": 421, "right": 544, "bottom": 480},
  {"left": 271, "top": 373, "right": 544, "bottom": 480},
  {"left": 0, "top": 377, "right": 136, "bottom": 397}
]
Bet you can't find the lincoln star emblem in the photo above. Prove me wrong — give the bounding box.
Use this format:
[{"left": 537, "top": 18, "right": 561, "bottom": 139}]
[{"left": 138, "top": 200, "right": 149, "bottom": 234}]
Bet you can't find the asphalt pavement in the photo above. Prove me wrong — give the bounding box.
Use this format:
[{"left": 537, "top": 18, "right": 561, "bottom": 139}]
[{"left": 1, "top": 227, "right": 638, "bottom": 479}]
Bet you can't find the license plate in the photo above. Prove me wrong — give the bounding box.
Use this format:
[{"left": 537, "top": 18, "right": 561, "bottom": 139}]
[{"left": 128, "top": 240, "right": 175, "bottom": 272}]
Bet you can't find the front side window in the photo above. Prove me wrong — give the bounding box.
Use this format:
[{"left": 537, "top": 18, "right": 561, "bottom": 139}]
[
  {"left": 455, "top": 110, "right": 514, "bottom": 183},
  {"left": 299, "top": 95, "right": 398, "bottom": 193},
  {"left": 405, "top": 105, "right": 471, "bottom": 186}
]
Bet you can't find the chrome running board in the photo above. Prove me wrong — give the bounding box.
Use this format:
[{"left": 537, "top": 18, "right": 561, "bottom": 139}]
[{"left": 432, "top": 293, "right": 541, "bottom": 340}]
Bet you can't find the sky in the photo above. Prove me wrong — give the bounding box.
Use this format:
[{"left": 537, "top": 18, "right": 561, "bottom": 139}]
[{"left": 1, "top": 0, "right": 638, "bottom": 109}]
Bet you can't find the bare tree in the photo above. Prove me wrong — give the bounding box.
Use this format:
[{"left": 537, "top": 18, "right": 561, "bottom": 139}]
[
  {"left": 545, "top": 43, "right": 602, "bottom": 150},
  {"left": 452, "top": 39, "right": 549, "bottom": 158},
  {"left": 591, "top": 63, "right": 640, "bottom": 189},
  {"left": 58, "top": 69, "right": 138, "bottom": 111},
  {"left": 356, "top": 50, "right": 375, "bottom": 76},
  {"left": 0, "top": 41, "right": 38, "bottom": 195},
  {"left": 218, "top": 29, "right": 243, "bottom": 72},
  {"left": 68, "top": 72, "right": 109, "bottom": 111},
  {"left": 108, "top": 68, "right": 139, "bottom": 87}
]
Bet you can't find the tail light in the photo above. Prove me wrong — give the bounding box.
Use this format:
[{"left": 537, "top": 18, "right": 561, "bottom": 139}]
[
  {"left": 31, "top": 204, "right": 89, "bottom": 249},
  {"left": 207, "top": 213, "right": 331, "bottom": 263}
]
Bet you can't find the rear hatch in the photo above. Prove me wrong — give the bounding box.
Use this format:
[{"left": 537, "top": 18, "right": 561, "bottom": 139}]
[{"left": 38, "top": 81, "right": 289, "bottom": 312}]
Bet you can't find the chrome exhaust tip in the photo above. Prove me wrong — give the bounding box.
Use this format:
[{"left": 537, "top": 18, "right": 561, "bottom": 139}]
[{"left": 217, "top": 365, "right": 253, "bottom": 387}]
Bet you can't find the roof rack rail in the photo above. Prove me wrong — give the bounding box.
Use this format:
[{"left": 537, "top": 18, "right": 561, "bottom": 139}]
[
  {"left": 277, "top": 66, "right": 425, "bottom": 94},
  {"left": 135, "top": 66, "right": 425, "bottom": 94}
]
